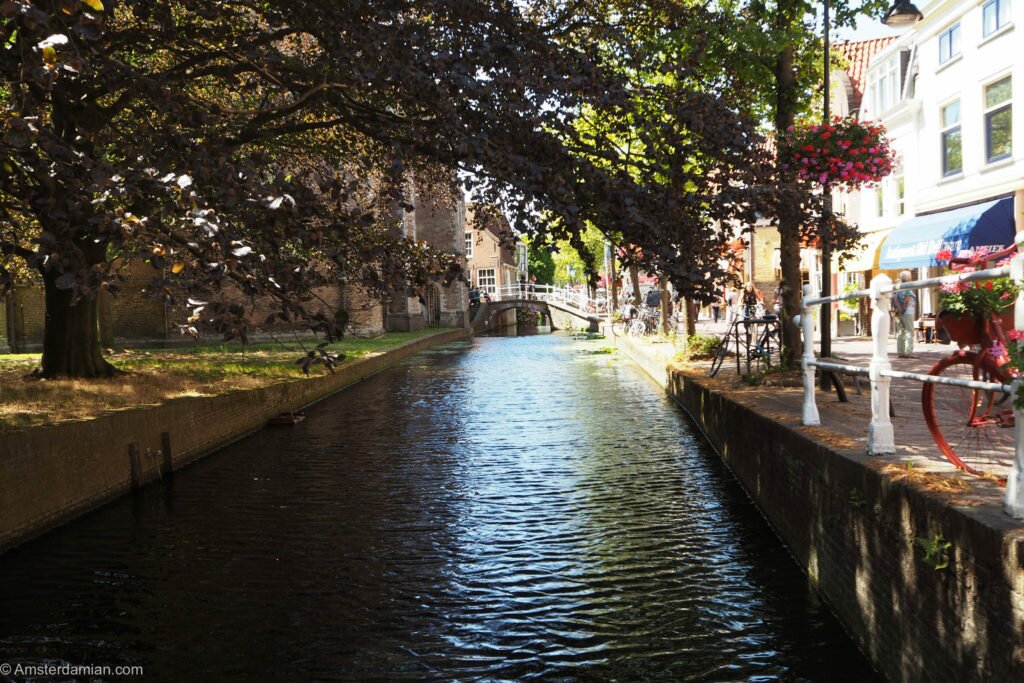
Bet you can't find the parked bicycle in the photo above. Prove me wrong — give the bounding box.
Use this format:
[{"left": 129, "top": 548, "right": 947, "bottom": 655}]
[
  {"left": 708, "top": 314, "right": 781, "bottom": 377},
  {"left": 922, "top": 243, "right": 1018, "bottom": 480}
]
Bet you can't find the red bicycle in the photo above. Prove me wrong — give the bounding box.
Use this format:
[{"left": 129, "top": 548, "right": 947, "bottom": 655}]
[{"left": 922, "top": 244, "right": 1017, "bottom": 481}]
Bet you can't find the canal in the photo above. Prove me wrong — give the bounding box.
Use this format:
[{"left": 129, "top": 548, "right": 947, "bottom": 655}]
[{"left": 0, "top": 334, "right": 879, "bottom": 681}]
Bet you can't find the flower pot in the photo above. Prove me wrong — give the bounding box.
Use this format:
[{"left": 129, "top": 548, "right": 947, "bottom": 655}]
[{"left": 936, "top": 308, "right": 1015, "bottom": 346}]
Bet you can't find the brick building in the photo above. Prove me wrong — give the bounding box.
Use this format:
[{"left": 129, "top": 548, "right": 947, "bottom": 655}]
[{"left": 1, "top": 183, "right": 469, "bottom": 351}]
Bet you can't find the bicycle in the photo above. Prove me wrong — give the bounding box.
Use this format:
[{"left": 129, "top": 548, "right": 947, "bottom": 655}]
[{"left": 921, "top": 244, "right": 1017, "bottom": 480}]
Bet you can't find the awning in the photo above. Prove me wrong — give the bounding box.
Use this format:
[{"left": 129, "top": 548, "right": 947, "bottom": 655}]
[
  {"left": 878, "top": 197, "right": 1016, "bottom": 269},
  {"left": 837, "top": 229, "right": 890, "bottom": 271}
]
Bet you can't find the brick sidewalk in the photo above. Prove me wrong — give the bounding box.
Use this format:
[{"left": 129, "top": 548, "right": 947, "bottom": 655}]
[{"left": 689, "top": 320, "right": 1016, "bottom": 481}]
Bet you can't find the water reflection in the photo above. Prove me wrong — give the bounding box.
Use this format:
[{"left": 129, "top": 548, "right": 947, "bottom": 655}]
[{"left": 0, "top": 334, "right": 878, "bottom": 681}]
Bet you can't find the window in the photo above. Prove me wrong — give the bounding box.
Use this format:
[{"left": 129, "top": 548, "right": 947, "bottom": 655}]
[
  {"left": 941, "top": 100, "right": 962, "bottom": 176},
  {"left": 875, "top": 186, "right": 885, "bottom": 217},
  {"left": 939, "top": 24, "right": 961, "bottom": 64},
  {"left": 464, "top": 231, "right": 473, "bottom": 258},
  {"left": 984, "top": 77, "right": 1012, "bottom": 163},
  {"left": 895, "top": 162, "right": 906, "bottom": 216},
  {"left": 477, "top": 268, "right": 496, "bottom": 294},
  {"left": 869, "top": 57, "right": 901, "bottom": 114},
  {"left": 983, "top": 0, "right": 1010, "bottom": 36}
]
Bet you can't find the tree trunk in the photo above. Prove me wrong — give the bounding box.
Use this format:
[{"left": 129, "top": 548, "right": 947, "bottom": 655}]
[
  {"left": 685, "top": 297, "right": 697, "bottom": 337},
  {"left": 629, "top": 262, "right": 641, "bottom": 306},
  {"left": 41, "top": 269, "right": 118, "bottom": 378},
  {"left": 659, "top": 276, "right": 670, "bottom": 335},
  {"left": 774, "top": 9, "right": 802, "bottom": 366},
  {"left": 609, "top": 252, "right": 619, "bottom": 311}
]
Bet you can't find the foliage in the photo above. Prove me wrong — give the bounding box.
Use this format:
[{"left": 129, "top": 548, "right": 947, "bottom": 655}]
[
  {"left": 526, "top": 239, "right": 556, "bottom": 286},
  {"left": 0, "top": 0, "right": 782, "bottom": 377},
  {"left": 935, "top": 250, "right": 1018, "bottom": 318},
  {"left": 916, "top": 534, "right": 953, "bottom": 571},
  {"left": 685, "top": 334, "right": 725, "bottom": 359},
  {"left": 781, "top": 116, "right": 896, "bottom": 189},
  {"left": 839, "top": 282, "right": 861, "bottom": 321}
]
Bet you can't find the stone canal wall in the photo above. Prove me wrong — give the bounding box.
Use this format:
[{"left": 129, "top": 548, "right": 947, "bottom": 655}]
[
  {"left": 0, "top": 328, "right": 468, "bottom": 554},
  {"left": 614, "top": 335, "right": 1024, "bottom": 683}
]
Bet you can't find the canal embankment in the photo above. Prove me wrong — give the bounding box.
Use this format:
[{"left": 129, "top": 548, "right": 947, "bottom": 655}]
[
  {"left": 613, "top": 333, "right": 1024, "bottom": 683},
  {"left": 0, "top": 327, "right": 468, "bottom": 554}
]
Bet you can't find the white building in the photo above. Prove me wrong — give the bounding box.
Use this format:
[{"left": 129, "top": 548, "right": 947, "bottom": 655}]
[{"left": 835, "top": 0, "right": 1024, "bottom": 330}]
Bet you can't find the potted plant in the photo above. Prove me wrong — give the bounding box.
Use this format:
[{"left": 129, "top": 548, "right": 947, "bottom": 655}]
[
  {"left": 935, "top": 248, "right": 1017, "bottom": 346},
  {"left": 837, "top": 283, "right": 861, "bottom": 336}
]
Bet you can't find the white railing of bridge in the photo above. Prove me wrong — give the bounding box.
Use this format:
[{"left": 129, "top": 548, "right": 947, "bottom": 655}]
[
  {"left": 797, "top": 231, "right": 1024, "bottom": 518},
  {"left": 491, "top": 283, "right": 608, "bottom": 314}
]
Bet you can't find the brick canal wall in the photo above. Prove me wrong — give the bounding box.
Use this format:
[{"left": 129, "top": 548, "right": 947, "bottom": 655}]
[
  {"left": 614, "top": 335, "right": 1024, "bottom": 683},
  {"left": 0, "top": 328, "right": 468, "bottom": 554}
]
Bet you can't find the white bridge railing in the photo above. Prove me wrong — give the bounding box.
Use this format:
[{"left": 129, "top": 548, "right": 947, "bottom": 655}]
[
  {"left": 490, "top": 283, "right": 607, "bottom": 314},
  {"left": 798, "top": 231, "right": 1024, "bottom": 518}
]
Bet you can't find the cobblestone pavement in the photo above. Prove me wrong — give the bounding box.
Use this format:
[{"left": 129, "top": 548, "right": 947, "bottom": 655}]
[{"left": 681, "top": 319, "right": 1017, "bottom": 482}]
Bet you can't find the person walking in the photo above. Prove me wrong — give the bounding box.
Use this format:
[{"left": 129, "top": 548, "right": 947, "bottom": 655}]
[
  {"left": 892, "top": 270, "right": 917, "bottom": 358},
  {"left": 741, "top": 283, "right": 762, "bottom": 319},
  {"left": 725, "top": 288, "right": 738, "bottom": 323},
  {"left": 711, "top": 293, "right": 722, "bottom": 324}
]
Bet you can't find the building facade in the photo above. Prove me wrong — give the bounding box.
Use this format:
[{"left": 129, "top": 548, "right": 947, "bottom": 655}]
[
  {"left": 464, "top": 206, "right": 523, "bottom": 297},
  {"left": 837, "top": 0, "right": 1024, "bottom": 333}
]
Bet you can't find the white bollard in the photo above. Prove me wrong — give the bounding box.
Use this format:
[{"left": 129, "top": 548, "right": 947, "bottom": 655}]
[
  {"left": 1005, "top": 231, "right": 1024, "bottom": 517},
  {"left": 867, "top": 274, "right": 896, "bottom": 455},
  {"left": 799, "top": 284, "right": 820, "bottom": 426}
]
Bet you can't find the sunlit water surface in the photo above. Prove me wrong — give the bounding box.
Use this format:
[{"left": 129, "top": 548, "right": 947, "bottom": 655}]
[{"left": 0, "top": 333, "right": 879, "bottom": 681}]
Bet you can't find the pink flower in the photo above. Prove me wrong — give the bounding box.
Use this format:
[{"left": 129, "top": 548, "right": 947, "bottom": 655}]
[
  {"left": 1009, "top": 329, "right": 1024, "bottom": 341},
  {"left": 935, "top": 249, "right": 953, "bottom": 262}
]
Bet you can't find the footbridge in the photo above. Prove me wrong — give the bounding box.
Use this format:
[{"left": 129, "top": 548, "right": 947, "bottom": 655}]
[{"left": 470, "top": 284, "right": 605, "bottom": 334}]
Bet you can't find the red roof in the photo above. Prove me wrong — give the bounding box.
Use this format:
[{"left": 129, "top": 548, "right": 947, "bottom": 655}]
[{"left": 832, "top": 37, "right": 897, "bottom": 112}]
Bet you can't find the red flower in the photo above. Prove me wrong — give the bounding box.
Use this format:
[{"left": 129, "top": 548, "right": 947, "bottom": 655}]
[{"left": 1009, "top": 329, "right": 1024, "bottom": 341}]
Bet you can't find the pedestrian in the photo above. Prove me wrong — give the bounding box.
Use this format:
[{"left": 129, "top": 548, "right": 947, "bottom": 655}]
[
  {"left": 711, "top": 292, "right": 722, "bottom": 323},
  {"left": 741, "top": 283, "right": 762, "bottom": 319},
  {"left": 892, "top": 270, "right": 917, "bottom": 358},
  {"left": 772, "top": 282, "right": 784, "bottom": 314},
  {"left": 724, "top": 286, "right": 741, "bottom": 323},
  {"left": 528, "top": 274, "right": 537, "bottom": 299},
  {"left": 518, "top": 272, "right": 527, "bottom": 297},
  {"left": 644, "top": 286, "right": 660, "bottom": 309}
]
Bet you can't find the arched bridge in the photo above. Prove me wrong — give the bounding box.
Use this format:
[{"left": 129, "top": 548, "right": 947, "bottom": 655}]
[{"left": 470, "top": 296, "right": 601, "bottom": 334}]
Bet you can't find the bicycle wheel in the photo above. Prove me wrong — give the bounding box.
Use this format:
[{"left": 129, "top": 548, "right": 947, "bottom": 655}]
[
  {"left": 611, "top": 318, "right": 627, "bottom": 337},
  {"left": 922, "top": 352, "right": 1014, "bottom": 479},
  {"left": 628, "top": 319, "right": 646, "bottom": 337},
  {"left": 708, "top": 339, "right": 729, "bottom": 377}
]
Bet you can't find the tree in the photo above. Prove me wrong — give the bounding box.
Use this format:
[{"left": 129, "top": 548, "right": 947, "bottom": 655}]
[
  {"left": 526, "top": 240, "right": 556, "bottom": 286},
  {"left": 0, "top": 0, "right": 773, "bottom": 376}
]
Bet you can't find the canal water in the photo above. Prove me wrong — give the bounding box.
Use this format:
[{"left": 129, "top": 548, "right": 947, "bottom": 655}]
[{"left": 0, "top": 334, "right": 879, "bottom": 681}]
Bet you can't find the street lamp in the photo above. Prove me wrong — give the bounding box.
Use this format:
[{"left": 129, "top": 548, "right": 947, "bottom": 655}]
[{"left": 882, "top": 0, "right": 924, "bottom": 27}]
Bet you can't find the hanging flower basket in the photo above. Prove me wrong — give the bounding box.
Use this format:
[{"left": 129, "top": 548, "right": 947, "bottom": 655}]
[{"left": 781, "top": 116, "right": 896, "bottom": 190}]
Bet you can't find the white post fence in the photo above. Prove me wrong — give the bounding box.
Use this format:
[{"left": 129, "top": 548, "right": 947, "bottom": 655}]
[{"left": 798, "top": 230, "right": 1024, "bottom": 518}]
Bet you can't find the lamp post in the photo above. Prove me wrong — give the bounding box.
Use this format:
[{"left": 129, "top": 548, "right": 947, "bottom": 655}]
[
  {"left": 820, "top": 0, "right": 833, "bottom": 361},
  {"left": 819, "top": 0, "right": 924, "bottom": 362}
]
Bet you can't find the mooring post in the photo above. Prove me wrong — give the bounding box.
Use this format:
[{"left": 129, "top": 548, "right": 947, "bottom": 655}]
[
  {"left": 798, "top": 283, "right": 820, "bottom": 426},
  {"left": 128, "top": 443, "right": 143, "bottom": 490},
  {"left": 867, "top": 274, "right": 896, "bottom": 455},
  {"left": 1005, "top": 230, "right": 1024, "bottom": 517},
  {"left": 161, "top": 431, "right": 174, "bottom": 479}
]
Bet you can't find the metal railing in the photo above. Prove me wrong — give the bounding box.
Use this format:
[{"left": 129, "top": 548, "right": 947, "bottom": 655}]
[
  {"left": 489, "top": 283, "right": 608, "bottom": 314},
  {"left": 797, "top": 231, "right": 1024, "bottom": 518}
]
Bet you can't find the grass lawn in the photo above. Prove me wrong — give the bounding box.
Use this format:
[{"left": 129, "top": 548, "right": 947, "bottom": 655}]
[{"left": 0, "top": 328, "right": 451, "bottom": 433}]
